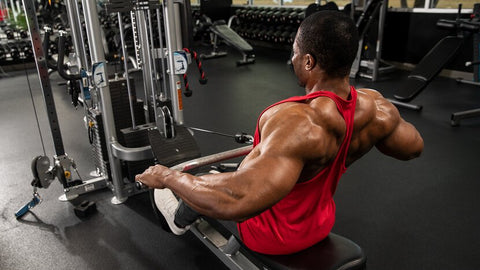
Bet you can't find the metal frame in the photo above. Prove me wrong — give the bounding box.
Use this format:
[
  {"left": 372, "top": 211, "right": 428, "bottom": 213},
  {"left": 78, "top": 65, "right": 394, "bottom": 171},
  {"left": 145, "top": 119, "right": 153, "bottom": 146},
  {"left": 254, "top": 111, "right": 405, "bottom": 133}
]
[{"left": 22, "top": 0, "right": 197, "bottom": 204}]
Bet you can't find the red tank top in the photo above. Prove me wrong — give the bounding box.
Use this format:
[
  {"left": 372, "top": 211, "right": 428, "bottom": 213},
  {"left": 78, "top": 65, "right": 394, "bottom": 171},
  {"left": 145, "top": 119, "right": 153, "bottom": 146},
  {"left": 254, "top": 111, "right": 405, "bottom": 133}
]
[{"left": 237, "top": 87, "right": 357, "bottom": 255}]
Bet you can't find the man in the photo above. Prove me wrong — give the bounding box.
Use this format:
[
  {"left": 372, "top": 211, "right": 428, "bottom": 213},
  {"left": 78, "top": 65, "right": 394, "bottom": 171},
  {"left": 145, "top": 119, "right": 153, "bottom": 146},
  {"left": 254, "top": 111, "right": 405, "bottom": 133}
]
[{"left": 136, "top": 10, "right": 423, "bottom": 255}]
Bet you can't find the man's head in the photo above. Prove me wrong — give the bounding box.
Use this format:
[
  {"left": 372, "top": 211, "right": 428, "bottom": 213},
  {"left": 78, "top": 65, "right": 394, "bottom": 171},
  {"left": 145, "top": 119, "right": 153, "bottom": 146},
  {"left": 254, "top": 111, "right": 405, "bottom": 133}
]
[{"left": 292, "top": 11, "right": 358, "bottom": 84}]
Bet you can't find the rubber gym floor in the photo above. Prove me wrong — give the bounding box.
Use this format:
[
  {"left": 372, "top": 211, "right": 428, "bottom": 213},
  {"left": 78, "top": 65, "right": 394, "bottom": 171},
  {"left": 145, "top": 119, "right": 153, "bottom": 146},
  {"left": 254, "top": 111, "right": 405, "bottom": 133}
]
[{"left": 1, "top": 46, "right": 479, "bottom": 270}]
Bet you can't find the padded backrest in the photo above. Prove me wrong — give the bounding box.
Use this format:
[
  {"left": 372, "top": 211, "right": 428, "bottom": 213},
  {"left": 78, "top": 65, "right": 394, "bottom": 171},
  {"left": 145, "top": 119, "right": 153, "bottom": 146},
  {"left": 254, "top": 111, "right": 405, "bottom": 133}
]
[{"left": 410, "top": 36, "right": 464, "bottom": 81}]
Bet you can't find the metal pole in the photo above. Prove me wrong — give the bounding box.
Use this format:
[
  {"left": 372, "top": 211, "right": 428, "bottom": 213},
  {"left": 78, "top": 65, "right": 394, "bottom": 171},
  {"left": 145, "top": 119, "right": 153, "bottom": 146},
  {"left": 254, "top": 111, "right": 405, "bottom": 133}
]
[
  {"left": 164, "top": 0, "right": 184, "bottom": 125},
  {"left": 156, "top": 8, "right": 169, "bottom": 98},
  {"left": 424, "top": 0, "right": 431, "bottom": 9},
  {"left": 135, "top": 9, "right": 157, "bottom": 123},
  {"left": 22, "top": 0, "right": 66, "bottom": 157},
  {"left": 71, "top": 0, "right": 90, "bottom": 71},
  {"left": 118, "top": 12, "right": 137, "bottom": 129},
  {"left": 372, "top": 0, "right": 388, "bottom": 81},
  {"left": 82, "top": 0, "right": 126, "bottom": 204},
  {"left": 147, "top": 9, "right": 159, "bottom": 84},
  {"left": 64, "top": 0, "right": 89, "bottom": 108}
]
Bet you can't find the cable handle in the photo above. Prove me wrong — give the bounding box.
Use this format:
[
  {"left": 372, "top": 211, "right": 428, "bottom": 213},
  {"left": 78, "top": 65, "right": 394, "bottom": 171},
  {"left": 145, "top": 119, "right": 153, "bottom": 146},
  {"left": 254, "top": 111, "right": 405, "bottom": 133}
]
[{"left": 184, "top": 48, "right": 208, "bottom": 84}]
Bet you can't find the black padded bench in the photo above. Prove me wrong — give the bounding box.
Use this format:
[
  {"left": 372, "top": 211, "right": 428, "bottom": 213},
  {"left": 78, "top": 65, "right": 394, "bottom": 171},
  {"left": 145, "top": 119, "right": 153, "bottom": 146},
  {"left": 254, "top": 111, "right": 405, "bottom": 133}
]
[
  {"left": 254, "top": 233, "right": 366, "bottom": 270},
  {"left": 197, "top": 218, "right": 366, "bottom": 270}
]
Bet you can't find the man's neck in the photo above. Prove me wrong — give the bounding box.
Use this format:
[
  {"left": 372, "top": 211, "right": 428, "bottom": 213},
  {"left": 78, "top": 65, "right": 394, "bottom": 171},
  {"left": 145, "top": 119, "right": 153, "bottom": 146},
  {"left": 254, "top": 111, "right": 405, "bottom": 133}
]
[{"left": 304, "top": 75, "right": 351, "bottom": 99}]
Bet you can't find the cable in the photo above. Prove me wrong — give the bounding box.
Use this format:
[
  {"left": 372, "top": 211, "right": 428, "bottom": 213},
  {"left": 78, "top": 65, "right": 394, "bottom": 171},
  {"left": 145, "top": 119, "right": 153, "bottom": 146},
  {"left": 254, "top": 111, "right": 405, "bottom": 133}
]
[
  {"left": 24, "top": 60, "right": 47, "bottom": 157},
  {"left": 186, "top": 126, "right": 253, "bottom": 144},
  {"left": 187, "top": 126, "right": 235, "bottom": 138}
]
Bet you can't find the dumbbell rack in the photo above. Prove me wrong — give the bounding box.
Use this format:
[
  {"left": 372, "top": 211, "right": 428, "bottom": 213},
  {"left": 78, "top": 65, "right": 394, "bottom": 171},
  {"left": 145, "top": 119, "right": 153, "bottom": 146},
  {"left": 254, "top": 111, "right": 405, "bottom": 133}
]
[
  {"left": 230, "top": 6, "right": 305, "bottom": 50},
  {"left": 0, "top": 27, "right": 34, "bottom": 68}
]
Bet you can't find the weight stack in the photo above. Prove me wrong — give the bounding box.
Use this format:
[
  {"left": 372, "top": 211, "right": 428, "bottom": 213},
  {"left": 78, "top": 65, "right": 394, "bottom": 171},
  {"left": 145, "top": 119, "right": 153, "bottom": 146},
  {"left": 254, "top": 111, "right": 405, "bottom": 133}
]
[
  {"left": 87, "top": 108, "right": 110, "bottom": 178},
  {"left": 119, "top": 123, "right": 156, "bottom": 182},
  {"left": 109, "top": 78, "right": 146, "bottom": 143},
  {"left": 87, "top": 77, "right": 145, "bottom": 181}
]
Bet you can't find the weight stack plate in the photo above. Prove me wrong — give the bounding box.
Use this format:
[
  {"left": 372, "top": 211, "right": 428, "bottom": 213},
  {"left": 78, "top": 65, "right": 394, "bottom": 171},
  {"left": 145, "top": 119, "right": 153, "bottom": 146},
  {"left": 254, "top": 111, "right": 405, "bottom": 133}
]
[
  {"left": 148, "top": 126, "right": 201, "bottom": 167},
  {"left": 119, "top": 123, "right": 156, "bottom": 182},
  {"left": 109, "top": 78, "right": 146, "bottom": 141}
]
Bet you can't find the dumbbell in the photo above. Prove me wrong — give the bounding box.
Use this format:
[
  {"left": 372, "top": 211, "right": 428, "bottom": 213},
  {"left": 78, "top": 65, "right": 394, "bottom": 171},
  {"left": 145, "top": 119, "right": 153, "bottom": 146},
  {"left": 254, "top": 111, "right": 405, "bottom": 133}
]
[
  {"left": 244, "top": 7, "right": 255, "bottom": 21},
  {"left": 296, "top": 11, "right": 306, "bottom": 25},
  {"left": 8, "top": 43, "right": 20, "bottom": 60},
  {"left": 4, "top": 28, "right": 14, "bottom": 39},
  {"left": 265, "top": 8, "right": 279, "bottom": 23},
  {"left": 251, "top": 7, "right": 264, "bottom": 22},
  {"left": 279, "top": 29, "right": 293, "bottom": 44},
  {"left": 271, "top": 25, "right": 285, "bottom": 43},
  {"left": 263, "top": 27, "right": 276, "bottom": 42},
  {"left": 271, "top": 8, "right": 285, "bottom": 24},
  {"left": 235, "top": 8, "right": 247, "bottom": 21},
  {"left": 287, "top": 8, "right": 302, "bottom": 25},
  {"left": 257, "top": 28, "right": 268, "bottom": 41},
  {"left": 244, "top": 25, "right": 257, "bottom": 39},
  {"left": 288, "top": 30, "right": 297, "bottom": 44},
  {"left": 21, "top": 41, "right": 34, "bottom": 59},
  {"left": 237, "top": 7, "right": 249, "bottom": 20},
  {"left": 251, "top": 26, "right": 264, "bottom": 40},
  {"left": 279, "top": 9, "right": 292, "bottom": 24},
  {"left": 258, "top": 7, "right": 270, "bottom": 22}
]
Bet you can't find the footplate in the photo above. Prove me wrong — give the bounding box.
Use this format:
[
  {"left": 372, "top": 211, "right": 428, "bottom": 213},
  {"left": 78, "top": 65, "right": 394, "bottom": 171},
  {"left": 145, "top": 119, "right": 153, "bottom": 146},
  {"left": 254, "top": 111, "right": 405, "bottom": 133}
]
[{"left": 148, "top": 126, "right": 201, "bottom": 167}]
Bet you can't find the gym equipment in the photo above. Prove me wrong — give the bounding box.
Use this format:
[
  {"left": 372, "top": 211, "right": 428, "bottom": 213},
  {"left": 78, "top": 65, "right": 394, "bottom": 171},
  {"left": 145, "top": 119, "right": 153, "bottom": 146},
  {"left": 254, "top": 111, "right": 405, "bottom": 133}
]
[
  {"left": 14, "top": 189, "right": 42, "bottom": 218},
  {"left": 391, "top": 5, "right": 472, "bottom": 112},
  {"left": 451, "top": 3, "right": 480, "bottom": 126},
  {"left": 147, "top": 146, "right": 366, "bottom": 270},
  {"left": 349, "top": 0, "right": 394, "bottom": 81},
  {"left": 392, "top": 35, "right": 463, "bottom": 110},
  {"left": 198, "top": 0, "right": 255, "bottom": 66},
  {"left": 18, "top": 0, "right": 213, "bottom": 215}
]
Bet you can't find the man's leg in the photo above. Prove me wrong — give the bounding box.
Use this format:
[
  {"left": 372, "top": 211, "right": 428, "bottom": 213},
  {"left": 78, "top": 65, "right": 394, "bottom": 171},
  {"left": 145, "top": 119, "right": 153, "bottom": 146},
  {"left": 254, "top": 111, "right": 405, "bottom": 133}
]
[
  {"left": 154, "top": 188, "right": 201, "bottom": 235},
  {"left": 175, "top": 199, "right": 202, "bottom": 227}
]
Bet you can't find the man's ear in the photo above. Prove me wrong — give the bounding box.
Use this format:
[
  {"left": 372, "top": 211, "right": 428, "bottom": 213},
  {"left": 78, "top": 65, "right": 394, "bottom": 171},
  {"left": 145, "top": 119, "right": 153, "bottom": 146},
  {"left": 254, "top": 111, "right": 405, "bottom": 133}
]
[{"left": 305, "top": 54, "right": 316, "bottom": 71}]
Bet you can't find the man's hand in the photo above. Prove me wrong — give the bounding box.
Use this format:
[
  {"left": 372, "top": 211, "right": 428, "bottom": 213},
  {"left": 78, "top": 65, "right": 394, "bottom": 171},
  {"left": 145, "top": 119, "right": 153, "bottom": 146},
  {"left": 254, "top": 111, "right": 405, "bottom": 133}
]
[{"left": 135, "top": 165, "right": 171, "bottom": 189}]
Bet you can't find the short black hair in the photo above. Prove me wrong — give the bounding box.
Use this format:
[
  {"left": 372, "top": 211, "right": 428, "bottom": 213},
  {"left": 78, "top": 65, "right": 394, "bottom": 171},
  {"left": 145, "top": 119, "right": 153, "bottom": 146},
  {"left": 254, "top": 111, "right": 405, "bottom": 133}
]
[{"left": 296, "top": 10, "right": 359, "bottom": 78}]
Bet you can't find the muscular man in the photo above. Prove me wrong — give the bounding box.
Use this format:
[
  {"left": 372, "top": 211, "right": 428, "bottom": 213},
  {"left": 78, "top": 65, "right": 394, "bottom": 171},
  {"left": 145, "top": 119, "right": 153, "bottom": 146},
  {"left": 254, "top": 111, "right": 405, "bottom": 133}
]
[{"left": 136, "top": 10, "right": 423, "bottom": 255}]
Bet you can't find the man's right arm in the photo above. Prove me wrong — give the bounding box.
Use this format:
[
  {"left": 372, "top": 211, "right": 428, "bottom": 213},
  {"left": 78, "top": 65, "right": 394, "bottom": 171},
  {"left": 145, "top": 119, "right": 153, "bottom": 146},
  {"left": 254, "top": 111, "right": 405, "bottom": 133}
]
[{"left": 374, "top": 96, "right": 424, "bottom": 160}]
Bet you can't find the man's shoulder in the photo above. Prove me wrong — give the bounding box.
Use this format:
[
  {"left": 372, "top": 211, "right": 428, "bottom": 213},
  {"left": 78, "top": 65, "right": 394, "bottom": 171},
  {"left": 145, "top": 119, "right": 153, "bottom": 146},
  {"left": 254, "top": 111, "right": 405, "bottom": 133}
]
[{"left": 354, "top": 88, "right": 400, "bottom": 136}]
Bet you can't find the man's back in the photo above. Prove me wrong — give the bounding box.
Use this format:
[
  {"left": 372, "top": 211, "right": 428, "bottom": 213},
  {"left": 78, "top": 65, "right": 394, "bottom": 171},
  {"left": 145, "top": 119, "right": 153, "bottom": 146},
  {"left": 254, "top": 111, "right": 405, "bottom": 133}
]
[{"left": 253, "top": 88, "right": 423, "bottom": 183}]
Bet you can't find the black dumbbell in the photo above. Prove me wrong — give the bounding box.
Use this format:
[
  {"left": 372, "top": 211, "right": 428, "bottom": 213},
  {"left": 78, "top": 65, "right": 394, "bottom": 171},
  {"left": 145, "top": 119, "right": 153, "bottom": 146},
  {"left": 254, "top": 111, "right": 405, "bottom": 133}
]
[
  {"left": 296, "top": 11, "right": 306, "bottom": 25},
  {"left": 288, "top": 30, "right": 297, "bottom": 44},
  {"left": 265, "top": 8, "right": 279, "bottom": 23},
  {"left": 8, "top": 43, "right": 20, "bottom": 60},
  {"left": 258, "top": 7, "right": 270, "bottom": 22},
  {"left": 4, "top": 28, "right": 14, "bottom": 39},
  {"left": 279, "top": 9, "right": 291, "bottom": 24},
  {"left": 264, "top": 27, "right": 276, "bottom": 42}
]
